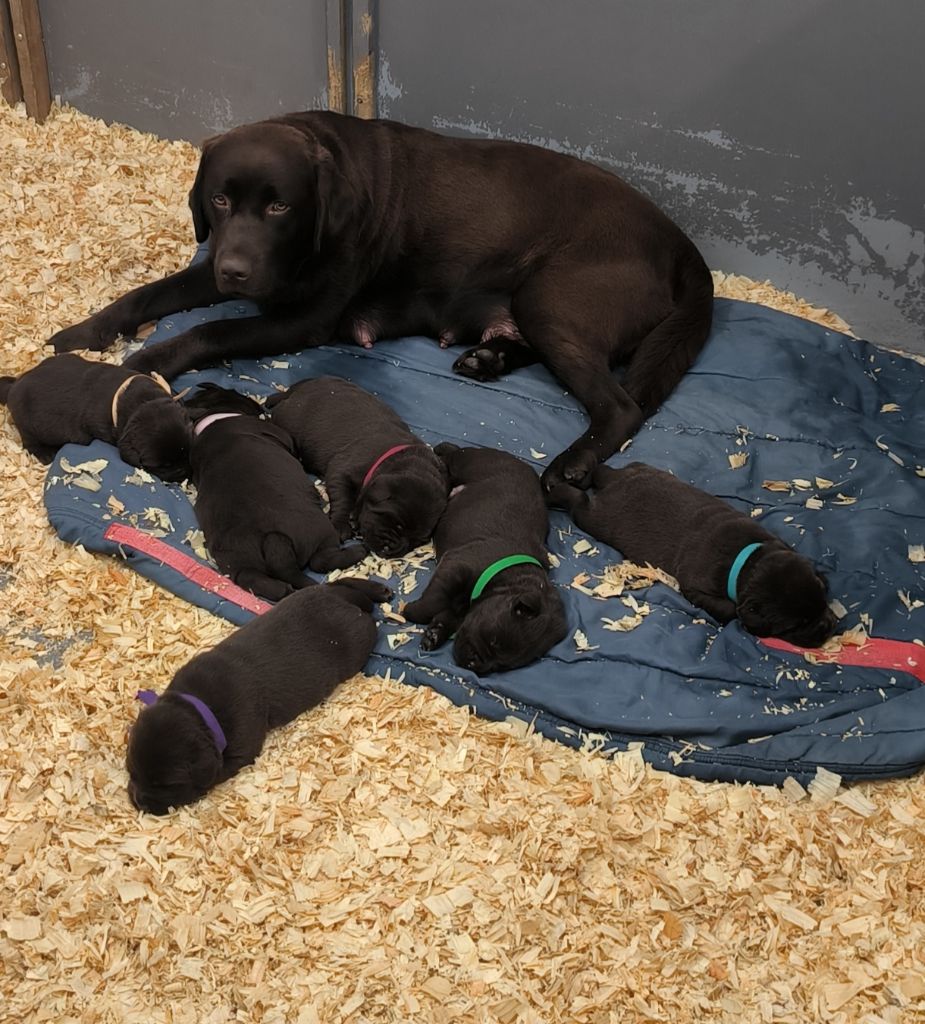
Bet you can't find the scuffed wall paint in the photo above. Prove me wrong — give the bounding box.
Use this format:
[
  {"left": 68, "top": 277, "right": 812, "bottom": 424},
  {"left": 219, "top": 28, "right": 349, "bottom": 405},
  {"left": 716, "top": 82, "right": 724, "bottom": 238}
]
[{"left": 375, "top": 0, "right": 925, "bottom": 354}]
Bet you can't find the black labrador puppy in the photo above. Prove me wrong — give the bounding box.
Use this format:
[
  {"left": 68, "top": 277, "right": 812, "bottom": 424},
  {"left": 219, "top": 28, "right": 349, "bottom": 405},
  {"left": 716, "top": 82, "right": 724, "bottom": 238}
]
[
  {"left": 547, "top": 460, "right": 837, "bottom": 647},
  {"left": 0, "top": 353, "right": 191, "bottom": 480},
  {"left": 267, "top": 376, "right": 448, "bottom": 558},
  {"left": 126, "top": 577, "right": 390, "bottom": 814},
  {"left": 49, "top": 110, "right": 713, "bottom": 490},
  {"left": 186, "top": 383, "right": 366, "bottom": 601},
  {"left": 403, "top": 444, "right": 567, "bottom": 674}
]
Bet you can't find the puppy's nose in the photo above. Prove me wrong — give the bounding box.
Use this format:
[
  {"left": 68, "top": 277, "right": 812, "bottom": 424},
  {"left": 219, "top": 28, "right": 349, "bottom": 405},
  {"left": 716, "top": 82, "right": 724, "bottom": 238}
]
[{"left": 217, "top": 257, "right": 251, "bottom": 285}]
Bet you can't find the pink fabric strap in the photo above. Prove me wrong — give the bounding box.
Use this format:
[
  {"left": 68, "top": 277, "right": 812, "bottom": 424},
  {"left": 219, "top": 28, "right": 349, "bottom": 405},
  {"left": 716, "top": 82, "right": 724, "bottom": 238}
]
[
  {"left": 362, "top": 444, "right": 413, "bottom": 489},
  {"left": 761, "top": 635, "right": 925, "bottom": 684}
]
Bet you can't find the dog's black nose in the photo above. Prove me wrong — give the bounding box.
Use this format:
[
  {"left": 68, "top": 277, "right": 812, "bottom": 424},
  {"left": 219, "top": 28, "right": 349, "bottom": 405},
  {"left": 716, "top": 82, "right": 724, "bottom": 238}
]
[{"left": 217, "top": 258, "right": 251, "bottom": 285}]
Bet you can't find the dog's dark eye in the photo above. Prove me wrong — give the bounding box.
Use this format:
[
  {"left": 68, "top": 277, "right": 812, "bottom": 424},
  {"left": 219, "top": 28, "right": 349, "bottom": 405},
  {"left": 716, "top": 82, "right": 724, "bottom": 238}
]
[
  {"left": 211, "top": 193, "right": 229, "bottom": 208},
  {"left": 267, "top": 201, "right": 290, "bottom": 215}
]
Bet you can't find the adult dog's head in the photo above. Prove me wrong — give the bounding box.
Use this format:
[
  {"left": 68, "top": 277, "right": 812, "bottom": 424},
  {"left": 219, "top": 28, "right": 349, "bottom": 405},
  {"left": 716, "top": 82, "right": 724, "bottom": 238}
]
[
  {"left": 126, "top": 697, "right": 224, "bottom": 815},
  {"left": 117, "top": 397, "right": 192, "bottom": 482},
  {"left": 453, "top": 580, "right": 568, "bottom": 675},
  {"left": 188, "top": 120, "right": 357, "bottom": 301},
  {"left": 737, "top": 549, "right": 838, "bottom": 648}
]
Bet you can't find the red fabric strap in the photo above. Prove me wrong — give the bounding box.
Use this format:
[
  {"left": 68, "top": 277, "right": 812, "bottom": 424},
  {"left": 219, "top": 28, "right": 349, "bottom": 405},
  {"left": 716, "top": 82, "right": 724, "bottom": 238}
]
[
  {"left": 361, "top": 444, "right": 413, "bottom": 489},
  {"left": 761, "top": 635, "right": 925, "bottom": 684},
  {"left": 104, "top": 522, "right": 272, "bottom": 616}
]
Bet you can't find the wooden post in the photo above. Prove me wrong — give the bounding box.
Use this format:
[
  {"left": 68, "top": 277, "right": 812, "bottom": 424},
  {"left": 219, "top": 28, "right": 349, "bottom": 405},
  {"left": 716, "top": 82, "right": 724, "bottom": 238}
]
[
  {"left": 0, "top": 1, "right": 24, "bottom": 106},
  {"left": 8, "top": 0, "right": 50, "bottom": 122}
]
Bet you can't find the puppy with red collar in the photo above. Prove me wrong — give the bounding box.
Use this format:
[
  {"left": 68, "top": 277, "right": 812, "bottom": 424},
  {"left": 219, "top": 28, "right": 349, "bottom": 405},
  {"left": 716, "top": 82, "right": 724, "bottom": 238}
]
[
  {"left": 547, "top": 460, "right": 837, "bottom": 647},
  {"left": 0, "top": 353, "right": 191, "bottom": 480},
  {"left": 267, "top": 376, "right": 448, "bottom": 557}
]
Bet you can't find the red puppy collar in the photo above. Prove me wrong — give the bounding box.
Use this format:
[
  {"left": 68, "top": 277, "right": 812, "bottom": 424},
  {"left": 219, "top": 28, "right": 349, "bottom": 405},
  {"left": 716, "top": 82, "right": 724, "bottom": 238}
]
[{"left": 362, "top": 444, "right": 413, "bottom": 489}]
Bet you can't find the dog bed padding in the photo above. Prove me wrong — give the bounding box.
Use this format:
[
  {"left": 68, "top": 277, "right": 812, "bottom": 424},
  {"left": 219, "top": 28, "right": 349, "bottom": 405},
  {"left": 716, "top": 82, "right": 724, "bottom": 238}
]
[{"left": 44, "top": 277, "right": 925, "bottom": 786}]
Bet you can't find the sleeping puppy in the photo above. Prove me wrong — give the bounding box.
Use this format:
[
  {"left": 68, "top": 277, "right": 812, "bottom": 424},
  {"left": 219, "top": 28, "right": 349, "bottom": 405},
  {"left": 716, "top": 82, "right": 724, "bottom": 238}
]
[
  {"left": 0, "top": 353, "right": 191, "bottom": 480},
  {"left": 547, "top": 459, "right": 837, "bottom": 647},
  {"left": 267, "top": 376, "right": 448, "bottom": 557},
  {"left": 403, "top": 443, "right": 567, "bottom": 674},
  {"left": 186, "top": 383, "right": 366, "bottom": 601},
  {"left": 126, "top": 578, "right": 390, "bottom": 814}
]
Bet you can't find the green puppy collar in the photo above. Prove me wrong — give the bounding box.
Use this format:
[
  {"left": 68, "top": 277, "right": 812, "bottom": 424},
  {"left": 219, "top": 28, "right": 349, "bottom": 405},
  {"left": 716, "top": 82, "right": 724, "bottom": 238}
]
[{"left": 470, "top": 555, "right": 544, "bottom": 602}]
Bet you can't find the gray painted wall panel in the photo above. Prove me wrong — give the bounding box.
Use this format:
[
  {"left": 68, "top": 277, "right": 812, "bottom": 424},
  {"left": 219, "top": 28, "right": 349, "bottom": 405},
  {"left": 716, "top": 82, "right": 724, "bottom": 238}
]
[
  {"left": 38, "top": 0, "right": 330, "bottom": 142},
  {"left": 377, "top": 1, "right": 925, "bottom": 353}
]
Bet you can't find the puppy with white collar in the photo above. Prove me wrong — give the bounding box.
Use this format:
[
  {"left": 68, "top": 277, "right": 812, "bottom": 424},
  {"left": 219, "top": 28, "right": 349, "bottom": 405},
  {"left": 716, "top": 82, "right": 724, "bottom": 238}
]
[{"left": 186, "top": 384, "right": 366, "bottom": 601}]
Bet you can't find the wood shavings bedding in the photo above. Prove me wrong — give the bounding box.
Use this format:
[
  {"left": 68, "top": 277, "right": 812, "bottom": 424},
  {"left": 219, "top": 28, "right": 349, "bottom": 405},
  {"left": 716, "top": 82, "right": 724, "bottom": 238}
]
[{"left": 1, "top": 102, "right": 923, "bottom": 1023}]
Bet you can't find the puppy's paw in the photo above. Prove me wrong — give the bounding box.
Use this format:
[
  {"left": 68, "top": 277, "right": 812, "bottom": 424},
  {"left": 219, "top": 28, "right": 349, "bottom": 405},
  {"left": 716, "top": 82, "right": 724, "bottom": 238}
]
[
  {"left": 420, "top": 623, "right": 449, "bottom": 651},
  {"left": 453, "top": 346, "right": 506, "bottom": 382},
  {"left": 49, "top": 317, "right": 122, "bottom": 353},
  {"left": 402, "top": 599, "right": 427, "bottom": 624},
  {"left": 542, "top": 449, "right": 598, "bottom": 492},
  {"left": 433, "top": 441, "right": 461, "bottom": 459}
]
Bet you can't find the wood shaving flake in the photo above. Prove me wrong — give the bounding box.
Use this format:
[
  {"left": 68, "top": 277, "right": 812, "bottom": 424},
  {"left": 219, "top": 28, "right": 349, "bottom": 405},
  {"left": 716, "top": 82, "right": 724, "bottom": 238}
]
[
  {"left": 762, "top": 479, "right": 792, "bottom": 492},
  {"left": 727, "top": 451, "right": 748, "bottom": 469},
  {"left": 909, "top": 545, "right": 925, "bottom": 564},
  {"left": 573, "top": 629, "right": 598, "bottom": 651},
  {"left": 898, "top": 590, "right": 924, "bottom": 612}
]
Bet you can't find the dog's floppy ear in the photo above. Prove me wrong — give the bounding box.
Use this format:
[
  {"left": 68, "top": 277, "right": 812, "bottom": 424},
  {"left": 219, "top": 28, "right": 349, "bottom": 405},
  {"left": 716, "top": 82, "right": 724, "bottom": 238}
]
[
  {"left": 313, "top": 147, "right": 356, "bottom": 253},
  {"left": 513, "top": 591, "right": 543, "bottom": 619},
  {"left": 188, "top": 135, "right": 221, "bottom": 243}
]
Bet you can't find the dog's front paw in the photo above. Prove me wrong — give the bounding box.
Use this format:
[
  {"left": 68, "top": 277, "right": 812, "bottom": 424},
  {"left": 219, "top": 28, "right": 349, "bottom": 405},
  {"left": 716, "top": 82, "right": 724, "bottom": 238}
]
[
  {"left": 542, "top": 449, "right": 598, "bottom": 492},
  {"left": 49, "top": 316, "right": 122, "bottom": 354},
  {"left": 420, "top": 623, "right": 449, "bottom": 651},
  {"left": 453, "top": 346, "right": 506, "bottom": 382}
]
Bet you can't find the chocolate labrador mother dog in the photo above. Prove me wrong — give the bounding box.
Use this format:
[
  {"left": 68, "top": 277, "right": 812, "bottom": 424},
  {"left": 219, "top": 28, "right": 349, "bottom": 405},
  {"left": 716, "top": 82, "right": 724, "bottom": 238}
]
[{"left": 49, "top": 111, "right": 713, "bottom": 488}]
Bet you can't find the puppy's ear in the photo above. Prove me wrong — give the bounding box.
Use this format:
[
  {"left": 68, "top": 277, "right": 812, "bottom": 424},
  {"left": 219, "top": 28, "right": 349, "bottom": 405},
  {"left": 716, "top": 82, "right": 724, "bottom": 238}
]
[
  {"left": 513, "top": 591, "right": 543, "bottom": 619},
  {"left": 313, "top": 147, "right": 356, "bottom": 253},
  {"left": 188, "top": 135, "right": 220, "bottom": 244}
]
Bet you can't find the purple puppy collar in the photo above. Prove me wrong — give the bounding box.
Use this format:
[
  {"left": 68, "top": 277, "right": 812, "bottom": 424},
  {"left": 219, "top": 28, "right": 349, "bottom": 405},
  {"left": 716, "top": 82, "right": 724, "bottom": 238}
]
[{"left": 136, "top": 689, "right": 228, "bottom": 754}]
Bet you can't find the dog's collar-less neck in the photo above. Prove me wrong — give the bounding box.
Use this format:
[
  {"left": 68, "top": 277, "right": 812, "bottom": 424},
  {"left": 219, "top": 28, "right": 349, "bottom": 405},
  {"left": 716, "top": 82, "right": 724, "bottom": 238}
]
[
  {"left": 194, "top": 412, "right": 242, "bottom": 436},
  {"left": 136, "top": 689, "right": 228, "bottom": 753},
  {"left": 362, "top": 444, "right": 414, "bottom": 489},
  {"left": 470, "top": 555, "right": 544, "bottom": 603},
  {"left": 726, "top": 542, "right": 763, "bottom": 602},
  {"left": 111, "top": 371, "right": 173, "bottom": 427}
]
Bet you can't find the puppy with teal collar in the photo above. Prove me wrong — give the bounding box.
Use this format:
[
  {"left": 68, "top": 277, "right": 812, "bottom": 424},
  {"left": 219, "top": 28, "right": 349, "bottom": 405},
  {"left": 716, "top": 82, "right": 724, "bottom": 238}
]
[{"left": 547, "top": 460, "right": 837, "bottom": 647}]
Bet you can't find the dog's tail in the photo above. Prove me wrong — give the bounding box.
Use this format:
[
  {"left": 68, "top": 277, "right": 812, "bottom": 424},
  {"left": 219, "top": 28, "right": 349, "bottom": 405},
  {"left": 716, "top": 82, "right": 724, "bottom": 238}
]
[
  {"left": 0, "top": 376, "right": 16, "bottom": 405},
  {"left": 621, "top": 248, "right": 714, "bottom": 415}
]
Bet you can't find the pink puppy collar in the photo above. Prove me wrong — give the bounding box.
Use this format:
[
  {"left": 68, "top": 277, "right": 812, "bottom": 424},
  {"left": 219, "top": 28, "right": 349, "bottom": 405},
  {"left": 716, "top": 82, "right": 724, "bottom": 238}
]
[{"left": 361, "top": 444, "right": 413, "bottom": 489}]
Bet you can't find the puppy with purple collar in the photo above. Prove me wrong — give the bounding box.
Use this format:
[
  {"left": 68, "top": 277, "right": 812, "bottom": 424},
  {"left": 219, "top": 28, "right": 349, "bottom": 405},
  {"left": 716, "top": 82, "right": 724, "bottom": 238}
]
[
  {"left": 267, "top": 376, "right": 449, "bottom": 557},
  {"left": 126, "top": 577, "right": 390, "bottom": 814},
  {"left": 547, "top": 460, "right": 837, "bottom": 647},
  {"left": 186, "top": 384, "right": 366, "bottom": 601},
  {"left": 0, "top": 353, "right": 191, "bottom": 480}
]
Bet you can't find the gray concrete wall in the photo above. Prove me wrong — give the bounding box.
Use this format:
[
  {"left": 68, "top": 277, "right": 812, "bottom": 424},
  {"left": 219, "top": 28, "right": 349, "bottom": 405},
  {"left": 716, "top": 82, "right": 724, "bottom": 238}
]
[
  {"left": 38, "top": 0, "right": 331, "bottom": 142},
  {"left": 377, "top": 1, "right": 925, "bottom": 354}
]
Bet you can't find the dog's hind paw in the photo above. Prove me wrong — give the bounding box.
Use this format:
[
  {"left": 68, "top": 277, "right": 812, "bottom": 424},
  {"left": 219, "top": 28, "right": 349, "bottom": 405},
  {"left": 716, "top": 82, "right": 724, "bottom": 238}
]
[
  {"left": 453, "top": 346, "right": 506, "bottom": 382},
  {"left": 420, "top": 624, "right": 450, "bottom": 651}
]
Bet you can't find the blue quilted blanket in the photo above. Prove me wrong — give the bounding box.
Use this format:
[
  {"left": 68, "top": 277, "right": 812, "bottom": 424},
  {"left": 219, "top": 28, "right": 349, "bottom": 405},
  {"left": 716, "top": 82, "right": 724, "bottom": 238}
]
[{"left": 44, "top": 274, "right": 925, "bottom": 786}]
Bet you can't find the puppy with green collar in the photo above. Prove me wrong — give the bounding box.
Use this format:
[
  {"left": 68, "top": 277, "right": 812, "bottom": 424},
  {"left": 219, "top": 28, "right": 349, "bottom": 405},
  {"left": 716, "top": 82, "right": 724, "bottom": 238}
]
[
  {"left": 403, "top": 444, "right": 567, "bottom": 675},
  {"left": 548, "top": 460, "right": 837, "bottom": 647}
]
